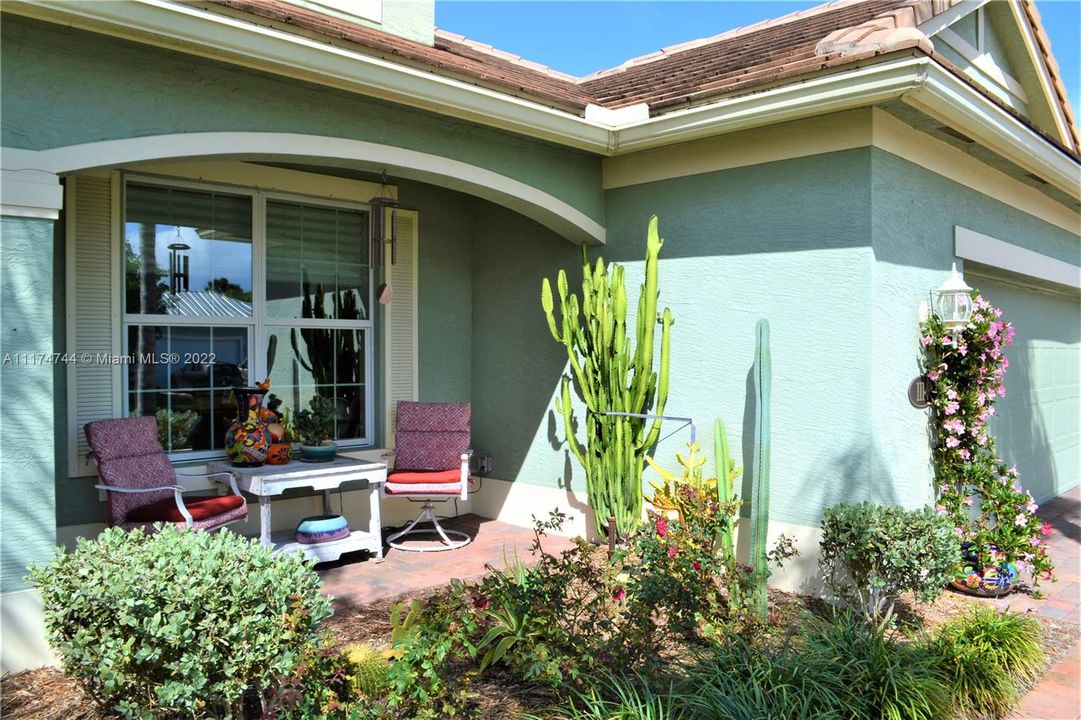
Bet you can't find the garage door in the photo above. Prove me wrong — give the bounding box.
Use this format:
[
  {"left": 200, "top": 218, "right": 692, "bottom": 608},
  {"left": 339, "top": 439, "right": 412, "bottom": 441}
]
[{"left": 968, "top": 269, "right": 1080, "bottom": 503}]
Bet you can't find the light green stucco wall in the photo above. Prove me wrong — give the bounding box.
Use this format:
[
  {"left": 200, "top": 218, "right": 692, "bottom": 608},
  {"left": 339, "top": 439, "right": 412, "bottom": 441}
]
[
  {"left": 470, "top": 149, "right": 876, "bottom": 528},
  {"left": 869, "top": 147, "right": 1081, "bottom": 507},
  {"left": 290, "top": 0, "right": 434, "bottom": 45},
  {"left": 0, "top": 15, "right": 604, "bottom": 227},
  {"left": 1, "top": 217, "right": 59, "bottom": 592}
]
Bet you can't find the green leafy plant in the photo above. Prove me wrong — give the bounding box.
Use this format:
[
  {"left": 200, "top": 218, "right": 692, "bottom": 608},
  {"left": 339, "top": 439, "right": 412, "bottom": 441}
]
[
  {"left": 921, "top": 293, "right": 1054, "bottom": 588},
  {"left": 541, "top": 215, "right": 674, "bottom": 537},
  {"left": 532, "top": 671, "right": 688, "bottom": 720},
  {"left": 154, "top": 408, "right": 198, "bottom": 451},
  {"left": 28, "top": 524, "right": 331, "bottom": 720},
  {"left": 293, "top": 395, "right": 336, "bottom": 446},
  {"left": 749, "top": 317, "right": 772, "bottom": 619},
  {"left": 930, "top": 607, "right": 1044, "bottom": 718},
  {"left": 819, "top": 502, "right": 958, "bottom": 625}
]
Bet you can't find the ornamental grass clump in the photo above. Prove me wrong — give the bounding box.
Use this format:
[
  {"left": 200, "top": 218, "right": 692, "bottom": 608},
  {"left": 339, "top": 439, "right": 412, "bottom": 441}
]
[
  {"left": 921, "top": 293, "right": 1054, "bottom": 590},
  {"left": 930, "top": 607, "right": 1044, "bottom": 718},
  {"left": 29, "top": 524, "right": 333, "bottom": 720}
]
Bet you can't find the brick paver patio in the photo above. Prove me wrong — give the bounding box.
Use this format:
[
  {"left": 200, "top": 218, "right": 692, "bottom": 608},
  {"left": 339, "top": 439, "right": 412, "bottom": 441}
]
[
  {"left": 318, "top": 513, "right": 575, "bottom": 610},
  {"left": 1006, "top": 486, "right": 1081, "bottom": 720}
]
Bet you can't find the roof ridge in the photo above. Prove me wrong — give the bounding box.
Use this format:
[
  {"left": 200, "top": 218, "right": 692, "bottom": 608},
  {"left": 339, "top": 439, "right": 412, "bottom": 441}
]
[
  {"left": 434, "top": 29, "right": 581, "bottom": 84},
  {"left": 576, "top": 0, "right": 866, "bottom": 83}
]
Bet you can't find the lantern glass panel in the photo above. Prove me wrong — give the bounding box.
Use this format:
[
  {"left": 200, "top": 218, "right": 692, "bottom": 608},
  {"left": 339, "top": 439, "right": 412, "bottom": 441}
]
[{"left": 938, "top": 290, "right": 972, "bottom": 328}]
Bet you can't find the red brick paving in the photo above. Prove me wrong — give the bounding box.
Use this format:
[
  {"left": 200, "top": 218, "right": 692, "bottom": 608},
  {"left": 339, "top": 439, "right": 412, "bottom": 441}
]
[
  {"left": 317, "top": 514, "right": 575, "bottom": 610},
  {"left": 1006, "top": 486, "right": 1081, "bottom": 720}
]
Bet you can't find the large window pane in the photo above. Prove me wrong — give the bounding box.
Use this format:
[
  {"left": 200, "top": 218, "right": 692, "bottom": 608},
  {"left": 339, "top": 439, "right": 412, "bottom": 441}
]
[
  {"left": 265, "top": 200, "right": 369, "bottom": 320},
  {"left": 125, "top": 184, "right": 253, "bottom": 316},
  {"left": 127, "top": 325, "right": 250, "bottom": 452},
  {"left": 266, "top": 327, "right": 367, "bottom": 441}
]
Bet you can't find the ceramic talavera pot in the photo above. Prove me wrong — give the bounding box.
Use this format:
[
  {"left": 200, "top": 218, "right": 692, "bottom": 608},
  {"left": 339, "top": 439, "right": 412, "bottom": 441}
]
[
  {"left": 266, "top": 442, "right": 292, "bottom": 465},
  {"left": 224, "top": 387, "right": 276, "bottom": 467},
  {"left": 951, "top": 543, "right": 1019, "bottom": 597}
]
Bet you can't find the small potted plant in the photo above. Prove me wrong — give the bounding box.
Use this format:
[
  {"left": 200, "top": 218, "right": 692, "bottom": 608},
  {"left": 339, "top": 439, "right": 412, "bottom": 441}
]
[
  {"left": 294, "top": 396, "right": 337, "bottom": 462},
  {"left": 155, "top": 408, "right": 199, "bottom": 452}
]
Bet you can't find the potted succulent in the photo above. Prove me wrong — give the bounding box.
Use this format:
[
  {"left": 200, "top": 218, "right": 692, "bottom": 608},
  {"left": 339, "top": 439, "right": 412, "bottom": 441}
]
[
  {"left": 155, "top": 408, "right": 199, "bottom": 452},
  {"left": 294, "top": 395, "right": 337, "bottom": 462}
]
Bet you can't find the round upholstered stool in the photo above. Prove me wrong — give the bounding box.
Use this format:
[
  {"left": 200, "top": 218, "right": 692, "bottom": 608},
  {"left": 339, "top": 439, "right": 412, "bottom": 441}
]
[{"left": 295, "top": 515, "right": 350, "bottom": 544}]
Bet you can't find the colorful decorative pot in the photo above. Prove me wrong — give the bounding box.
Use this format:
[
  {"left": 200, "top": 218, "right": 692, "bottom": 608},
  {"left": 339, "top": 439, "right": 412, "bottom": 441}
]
[
  {"left": 224, "top": 387, "right": 275, "bottom": 467},
  {"left": 951, "top": 544, "right": 1018, "bottom": 597},
  {"left": 266, "top": 442, "right": 293, "bottom": 465}
]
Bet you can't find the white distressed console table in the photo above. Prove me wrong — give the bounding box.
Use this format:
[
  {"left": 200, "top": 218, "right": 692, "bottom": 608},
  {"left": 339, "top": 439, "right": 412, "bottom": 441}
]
[{"left": 209, "top": 457, "right": 387, "bottom": 563}]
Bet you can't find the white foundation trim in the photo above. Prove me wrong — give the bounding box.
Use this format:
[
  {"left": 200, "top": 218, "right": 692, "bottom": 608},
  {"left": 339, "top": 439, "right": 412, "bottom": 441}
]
[
  {"left": 1, "top": 588, "right": 57, "bottom": 673},
  {"left": 955, "top": 226, "right": 1081, "bottom": 289}
]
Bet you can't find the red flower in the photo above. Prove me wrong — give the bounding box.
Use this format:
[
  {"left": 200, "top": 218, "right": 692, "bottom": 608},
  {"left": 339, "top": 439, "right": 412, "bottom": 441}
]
[
  {"left": 472, "top": 595, "right": 488, "bottom": 610},
  {"left": 656, "top": 518, "right": 668, "bottom": 537},
  {"left": 612, "top": 587, "right": 626, "bottom": 603},
  {"left": 1040, "top": 522, "right": 1053, "bottom": 536},
  {"left": 667, "top": 547, "right": 678, "bottom": 559},
  {"left": 692, "top": 561, "right": 702, "bottom": 571}
]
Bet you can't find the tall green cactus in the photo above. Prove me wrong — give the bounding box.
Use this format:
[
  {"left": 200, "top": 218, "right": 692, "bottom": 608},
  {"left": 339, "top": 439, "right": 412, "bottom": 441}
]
[
  {"left": 749, "top": 319, "right": 772, "bottom": 618},
  {"left": 713, "top": 418, "right": 735, "bottom": 559},
  {"left": 541, "top": 215, "right": 674, "bottom": 537}
]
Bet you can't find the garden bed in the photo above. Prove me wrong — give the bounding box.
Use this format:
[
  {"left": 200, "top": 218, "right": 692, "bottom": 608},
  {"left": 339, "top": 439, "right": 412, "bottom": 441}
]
[{"left": 3, "top": 582, "right": 1075, "bottom": 720}]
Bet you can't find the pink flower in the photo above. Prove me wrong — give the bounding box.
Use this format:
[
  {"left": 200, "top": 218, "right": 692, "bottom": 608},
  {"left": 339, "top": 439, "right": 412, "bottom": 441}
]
[
  {"left": 927, "top": 371, "right": 940, "bottom": 381},
  {"left": 938, "top": 484, "right": 949, "bottom": 494},
  {"left": 943, "top": 418, "right": 965, "bottom": 434},
  {"left": 946, "top": 388, "right": 958, "bottom": 400},
  {"left": 1030, "top": 536, "right": 1041, "bottom": 547},
  {"left": 667, "top": 547, "right": 678, "bottom": 559},
  {"left": 612, "top": 587, "right": 626, "bottom": 603},
  {"left": 655, "top": 518, "right": 668, "bottom": 537},
  {"left": 934, "top": 504, "right": 946, "bottom": 515},
  {"left": 958, "top": 343, "right": 968, "bottom": 356},
  {"left": 964, "top": 496, "right": 974, "bottom": 506},
  {"left": 959, "top": 448, "right": 971, "bottom": 460},
  {"left": 921, "top": 335, "right": 933, "bottom": 346},
  {"left": 954, "top": 527, "right": 964, "bottom": 537},
  {"left": 1012, "top": 480, "right": 1023, "bottom": 492},
  {"left": 944, "top": 401, "right": 959, "bottom": 415},
  {"left": 1027, "top": 500, "right": 1039, "bottom": 514},
  {"left": 1040, "top": 522, "right": 1053, "bottom": 536},
  {"left": 1015, "top": 513, "right": 1027, "bottom": 526},
  {"left": 946, "top": 437, "right": 961, "bottom": 448}
]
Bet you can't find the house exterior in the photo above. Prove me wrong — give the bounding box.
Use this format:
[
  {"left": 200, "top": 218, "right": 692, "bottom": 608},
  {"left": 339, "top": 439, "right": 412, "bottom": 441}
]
[{"left": 2, "top": 0, "right": 1078, "bottom": 672}]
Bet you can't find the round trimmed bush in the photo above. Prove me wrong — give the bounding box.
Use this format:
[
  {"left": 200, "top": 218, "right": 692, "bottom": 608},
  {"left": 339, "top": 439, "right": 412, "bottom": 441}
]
[{"left": 29, "top": 524, "right": 332, "bottom": 719}]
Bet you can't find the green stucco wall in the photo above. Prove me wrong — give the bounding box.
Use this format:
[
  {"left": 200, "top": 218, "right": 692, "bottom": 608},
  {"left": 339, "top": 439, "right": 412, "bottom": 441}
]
[
  {"left": 471, "top": 149, "right": 876, "bottom": 527},
  {"left": 291, "top": 0, "right": 434, "bottom": 45},
  {"left": 869, "top": 147, "right": 1081, "bottom": 507},
  {"left": 1, "top": 216, "right": 59, "bottom": 592},
  {"left": 0, "top": 15, "right": 603, "bottom": 227}
]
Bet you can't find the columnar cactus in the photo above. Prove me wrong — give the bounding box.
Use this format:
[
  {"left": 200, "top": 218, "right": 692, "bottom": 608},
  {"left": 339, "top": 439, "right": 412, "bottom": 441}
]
[
  {"left": 714, "top": 418, "right": 735, "bottom": 559},
  {"left": 749, "top": 319, "right": 772, "bottom": 618},
  {"left": 541, "top": 215, "right": 674, "bottom": 537}
]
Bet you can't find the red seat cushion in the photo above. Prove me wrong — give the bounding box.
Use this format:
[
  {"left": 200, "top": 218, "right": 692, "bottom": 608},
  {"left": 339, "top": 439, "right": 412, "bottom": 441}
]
[
  {"left": 387, "top": 469, "right": 461, "bottom": 484},
  {"left": 127, "top": 494, "right": 245, "bottom": 523}
]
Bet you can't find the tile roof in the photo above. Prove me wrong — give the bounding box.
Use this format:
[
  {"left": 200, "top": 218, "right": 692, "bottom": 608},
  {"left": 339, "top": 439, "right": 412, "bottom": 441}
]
[{"left": 206, "top": 0, "right": 1078, "bottom": 149}]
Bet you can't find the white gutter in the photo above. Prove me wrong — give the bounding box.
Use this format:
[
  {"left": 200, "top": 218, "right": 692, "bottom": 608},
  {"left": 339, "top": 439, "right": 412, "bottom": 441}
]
[{"left": 4, "top": 0, "right": 1078, "bottom": 200}]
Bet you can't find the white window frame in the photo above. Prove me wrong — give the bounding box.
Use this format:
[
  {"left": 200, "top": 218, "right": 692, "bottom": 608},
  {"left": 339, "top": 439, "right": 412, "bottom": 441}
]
[{"left": 120, "top": 173, "right": 375, "bottom": 461}]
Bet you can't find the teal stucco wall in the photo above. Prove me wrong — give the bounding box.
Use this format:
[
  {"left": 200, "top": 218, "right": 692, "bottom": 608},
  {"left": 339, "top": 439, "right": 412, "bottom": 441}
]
[
  {"left": 1, "top": 216, "right": 58, "bottom": 592},
  {"left": 0, "top": 15, "right": 604, "bottom": 227},
  {"left": 470, "top": 149, "right": 877, "bottom": 528},
  {"left": 869, "top": 148, "right": 1080, "bottom": 506}
]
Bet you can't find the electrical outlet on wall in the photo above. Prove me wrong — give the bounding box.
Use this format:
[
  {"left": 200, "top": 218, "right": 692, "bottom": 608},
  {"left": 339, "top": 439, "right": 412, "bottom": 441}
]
[{"left": 476, "top": 455, "right": 493, "bottom": 474}]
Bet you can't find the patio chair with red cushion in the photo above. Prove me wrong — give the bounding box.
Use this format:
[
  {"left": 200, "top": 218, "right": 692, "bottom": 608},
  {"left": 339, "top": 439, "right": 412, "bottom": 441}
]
[
  {"left": 382, "top": 401, "right": 472, "bottom": 551},
  {"left": 85, "top": 416, "right": 247, "bottom": 531}
]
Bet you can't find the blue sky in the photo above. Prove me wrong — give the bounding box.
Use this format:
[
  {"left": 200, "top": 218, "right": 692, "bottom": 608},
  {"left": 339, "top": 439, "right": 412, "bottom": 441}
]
[{"left": 436, "top": 1, "right": 1080, "bottom": 117}]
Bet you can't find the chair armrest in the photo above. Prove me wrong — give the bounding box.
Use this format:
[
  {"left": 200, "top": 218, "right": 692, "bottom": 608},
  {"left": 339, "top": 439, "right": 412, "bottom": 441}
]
[
  {"left": 94, "top": 484, "right": 185, "bottom": 494},
  {"left": 179, "top": 471, "right": 241, "bottom": 496},
  {"left": 96, "top": 485, "right": 193, "bottom": 527}
]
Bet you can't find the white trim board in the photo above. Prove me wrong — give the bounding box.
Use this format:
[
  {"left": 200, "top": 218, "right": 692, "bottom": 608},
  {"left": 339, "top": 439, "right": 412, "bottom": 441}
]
[{"left": 955, "top": 226, "right": 1081, "bottom": 289}]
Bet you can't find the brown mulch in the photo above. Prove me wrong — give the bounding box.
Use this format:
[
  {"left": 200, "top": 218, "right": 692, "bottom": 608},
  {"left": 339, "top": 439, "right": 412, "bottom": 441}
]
[{"left": 4, "top": 585, "right": 1077, "bottom": 720}]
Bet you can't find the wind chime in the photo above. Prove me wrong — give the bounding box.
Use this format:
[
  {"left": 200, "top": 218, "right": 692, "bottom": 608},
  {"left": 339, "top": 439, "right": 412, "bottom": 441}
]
[{"left": 370, "top": 171, "right": 400, "bottom": 304}]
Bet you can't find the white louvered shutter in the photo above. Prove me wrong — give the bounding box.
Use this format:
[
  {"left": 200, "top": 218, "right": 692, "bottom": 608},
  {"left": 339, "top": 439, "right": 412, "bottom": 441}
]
[
  {"left": 383, "top": 208, "right": 419, "bottom": 448},
  {"left": 67, "top": 175, "right": 121, "bottom": 476}
]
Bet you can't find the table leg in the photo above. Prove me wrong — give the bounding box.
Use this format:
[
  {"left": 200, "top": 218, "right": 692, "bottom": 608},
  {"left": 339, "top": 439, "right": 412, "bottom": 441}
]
[
  {"left": 259, "top": 496, "right": 272, "bottom": 547},
  {"left": 322, "top": 489, "right": 333, "bottom": 515},
  {"left": 370, "top": 482, "right": 383, "bottom": 559}
]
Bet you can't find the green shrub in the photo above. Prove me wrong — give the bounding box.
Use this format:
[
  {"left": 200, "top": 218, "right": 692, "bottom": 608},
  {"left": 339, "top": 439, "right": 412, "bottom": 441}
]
[
  {"left": 528, "top": 672, "right": 687, "bottom": 720},
  {"left": 29, "top": 524, "right": 332, "bottom": 719},
  {"left": 343, "top": 644, "right": 391, "bottom": 698},
  {"left": 930, "top": 607, "right": 1044, "bottom": 718},
  {"left": 802, "top": 612, "right": 951, "bottom": 720},
  {"left": 819, "top": 502, "right": 958, "bottom": 623}
]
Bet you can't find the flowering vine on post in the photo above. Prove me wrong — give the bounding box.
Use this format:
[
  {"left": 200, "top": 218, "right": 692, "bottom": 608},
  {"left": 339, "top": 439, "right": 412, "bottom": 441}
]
[{"left": 921, "top": 292, "right": 1054, "bottom": 594}]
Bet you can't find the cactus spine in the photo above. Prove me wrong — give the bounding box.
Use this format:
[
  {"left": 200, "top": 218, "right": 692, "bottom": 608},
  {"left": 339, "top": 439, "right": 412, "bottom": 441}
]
[
  {"left": 541, "top": 215, "right": 673, "bottom": 537},
  {"left": 714, "top": 418, "right": 735, "bottom": 559},
  {"left": 749, "top": 319, "right": 772, "bottom": 618}
]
